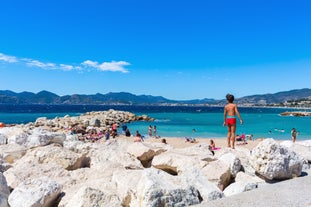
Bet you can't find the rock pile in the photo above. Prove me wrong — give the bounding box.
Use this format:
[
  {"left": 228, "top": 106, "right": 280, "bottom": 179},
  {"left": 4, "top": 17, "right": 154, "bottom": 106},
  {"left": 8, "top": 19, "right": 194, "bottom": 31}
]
[
  {"left": 30, "top": 109, "right": 154, "bottom": 132},
  {"left": 0, "top": 110, "right": 310, "bottom": 206},
  {"left": 280, "top": 111, "right": 311, "bottom": 116}
]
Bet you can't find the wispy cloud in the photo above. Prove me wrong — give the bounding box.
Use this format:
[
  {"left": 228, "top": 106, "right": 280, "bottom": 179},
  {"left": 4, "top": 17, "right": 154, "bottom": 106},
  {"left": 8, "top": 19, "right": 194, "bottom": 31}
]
[
  {"left": 0, "top": 53, "right": 18, "bottom": 63},
  {"left": 0, "top": 52, "right": 130, "bottom": 73},
  {"left": 25, "top": 59, "right": 56, "bottom": 69}
]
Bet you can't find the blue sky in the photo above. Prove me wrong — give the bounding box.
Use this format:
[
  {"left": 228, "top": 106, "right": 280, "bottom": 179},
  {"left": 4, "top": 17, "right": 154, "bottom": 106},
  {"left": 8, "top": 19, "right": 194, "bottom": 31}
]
[{"left": 0, "top": 0, "right": 311, "bottom": 100}]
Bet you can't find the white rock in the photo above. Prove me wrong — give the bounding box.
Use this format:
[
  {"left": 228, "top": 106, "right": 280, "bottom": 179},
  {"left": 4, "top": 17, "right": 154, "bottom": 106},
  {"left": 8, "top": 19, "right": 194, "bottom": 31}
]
[
  {"left": 223, "top": 181, "right": 258, "bottom": 197},
  {"left": 152, "top": 151, "right": 202, "bottom": 175},
  {"left": 130, "top": 168, "right": 202, "bottom": 207},
  {"left": 4, "top": 161, "right": 69, "bottom": 189},
  {"left": 250, "top": 138, "right": 304, "bottom": 180},
  {"left": 65, "top": 186, "right": 121, "bottom": 207},
  {"left": 172, "top": 143, "right": 215, "bottom": 165},
  {"left": 0, "top": 126, "right": 24, "bottom": 140},
  {"left": 0, "top": 134, "right": 7, "bottom": 145},
  {"left": 180, "top": 167, "right": 224, "bottom": 202},
  {"left": 89, "top": 139, "right": 143, "bottom": 170},
  {"left": 63, "top": 140, "right": 93, "bottom": 154},
  {"left": 127, "top": 142, "right": 167, "bottom": 167},
  {"left": 8, "top": 177, "right": 62, "bottom": 207},
  {"left": 235, "top": 171, "right": 265, "bottom": 184},
  {"left": 223, "top": 171, "right": 262, "bottom": 196},
  {"left": 219, "top": 153, "right": 241, "bottom": 178},
  {"left": 20, "top": 144, "right": 90, "bottom": 170},
  {"left": 0, "top": 144, "right": 27, "bottom": 164},
  {"left": 8, "top": 128, "right": 65, "bottom": 149},
  {"left": 111, "top": 169, "right": 143, "bottom": 206},
  {"left": 201, "top": 160, "right": 231, "bottom": 190},
  {"left": 0, "top": 173, "right": 9, "bottom": 207},
  {"left": 281, "top": 141, "right": 311, "bottom": 163}
]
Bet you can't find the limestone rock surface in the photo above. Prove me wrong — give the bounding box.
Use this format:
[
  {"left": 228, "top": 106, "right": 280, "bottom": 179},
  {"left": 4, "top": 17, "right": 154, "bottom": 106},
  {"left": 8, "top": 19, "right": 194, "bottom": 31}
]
[{"left": 250, "top": 138, "right": 304, "bottom": 180}]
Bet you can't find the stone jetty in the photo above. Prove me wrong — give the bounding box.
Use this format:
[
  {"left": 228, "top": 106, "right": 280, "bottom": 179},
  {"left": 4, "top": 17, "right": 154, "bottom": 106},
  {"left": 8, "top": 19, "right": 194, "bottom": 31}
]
[
  {"left": 0, "top": 110, "right": 310, "bottom": 206},
  {"left": 280, "top": 111, "right": 311, "bottom": 116}
]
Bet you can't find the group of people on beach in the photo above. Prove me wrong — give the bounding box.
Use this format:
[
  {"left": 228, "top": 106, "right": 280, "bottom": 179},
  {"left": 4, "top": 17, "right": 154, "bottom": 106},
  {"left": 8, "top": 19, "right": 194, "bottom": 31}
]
[
  {"left": 148, "top": 125, "right": 158, "bottom": 138},
  {"left": 72, "top": 125, "right": 112, "bottom": 142}
]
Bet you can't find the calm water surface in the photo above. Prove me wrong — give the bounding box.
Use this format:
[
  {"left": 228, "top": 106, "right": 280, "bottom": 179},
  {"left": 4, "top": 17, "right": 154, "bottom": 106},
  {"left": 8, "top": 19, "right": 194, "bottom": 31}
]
[{"left": 0, "top": 105, "right": 310, "bottom": 140}]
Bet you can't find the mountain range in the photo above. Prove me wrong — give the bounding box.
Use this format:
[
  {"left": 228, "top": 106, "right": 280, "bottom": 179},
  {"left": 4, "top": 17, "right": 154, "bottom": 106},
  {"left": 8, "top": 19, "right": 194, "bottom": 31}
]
[{"left": 0, "top": 88, "right": 311, "bottom": 106}]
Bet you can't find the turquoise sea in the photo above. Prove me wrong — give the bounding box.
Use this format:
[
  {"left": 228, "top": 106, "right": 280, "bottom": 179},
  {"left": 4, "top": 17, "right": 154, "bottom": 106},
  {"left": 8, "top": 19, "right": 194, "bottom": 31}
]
[{"left": 0, "top": 105, "right": 310, "bottom": 141}]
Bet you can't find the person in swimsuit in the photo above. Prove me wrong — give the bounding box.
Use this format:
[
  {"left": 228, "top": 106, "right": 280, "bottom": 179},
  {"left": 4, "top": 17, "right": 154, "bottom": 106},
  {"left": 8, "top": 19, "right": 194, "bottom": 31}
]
[
  {"left": 291, "top": 128, "right": 297, "bottom": 142},
  {"left": 224, "top": 94, "right": 243, "bottom": 149}
]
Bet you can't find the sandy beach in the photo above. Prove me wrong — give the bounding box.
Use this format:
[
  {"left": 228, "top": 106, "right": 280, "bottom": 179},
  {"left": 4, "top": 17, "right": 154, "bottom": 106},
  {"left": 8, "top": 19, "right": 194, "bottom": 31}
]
[{"left": 141, "top": 136, "right": 264, "bottom": 150}]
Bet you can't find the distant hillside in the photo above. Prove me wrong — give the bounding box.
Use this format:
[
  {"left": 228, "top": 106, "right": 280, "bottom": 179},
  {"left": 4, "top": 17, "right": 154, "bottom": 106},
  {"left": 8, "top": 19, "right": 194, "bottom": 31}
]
[
  {"left": 0, "top": 88, "right": 310, "bottom": 106},
  {"left": 0, "top": 90, "right": 192, "bottom": 105},
  {"left": 237, "top": 88, "right": 311, "bottom": 106}
]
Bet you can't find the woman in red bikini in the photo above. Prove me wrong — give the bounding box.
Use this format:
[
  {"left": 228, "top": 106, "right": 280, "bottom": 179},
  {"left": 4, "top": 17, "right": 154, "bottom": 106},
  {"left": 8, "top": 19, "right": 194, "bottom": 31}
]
[{"left": 224, "top": 94, "right": 243, "bottom": 149}]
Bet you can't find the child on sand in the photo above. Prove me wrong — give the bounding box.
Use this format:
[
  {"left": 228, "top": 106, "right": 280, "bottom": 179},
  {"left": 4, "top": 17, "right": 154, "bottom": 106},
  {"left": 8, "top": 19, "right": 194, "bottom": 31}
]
[
  {"left": 209, "top": 139, "right": 216, "bottom": 150},
  {"left": 224, "top": 94, "right": 243, "bottom": 149},
  {"left": 208, "top": 139, "right": 216, "bottom": 155}
]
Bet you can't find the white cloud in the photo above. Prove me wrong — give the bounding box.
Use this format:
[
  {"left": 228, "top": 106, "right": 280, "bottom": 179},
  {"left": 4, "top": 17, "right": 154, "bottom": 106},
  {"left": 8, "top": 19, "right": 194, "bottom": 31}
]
[
  {"left": 60, "top": 64, "right": 75, "bottom": 71},
  {"left": 0, "top": 52, "right": 130, "bottom": 73},
  {"left": 98, "top": 61, "right": 130, "bottom": 73},
  {"left": 83, "top": 60, "right": 130, "bottom": 73},
  {"left": 26, "top": 59, "right": 56, "bottom": 69},
  {"left": 82, "top": 60, "right": 99, "bottom": 68},
  {"left": 0, "top": 53, "right": 18, "bottom": 63}
]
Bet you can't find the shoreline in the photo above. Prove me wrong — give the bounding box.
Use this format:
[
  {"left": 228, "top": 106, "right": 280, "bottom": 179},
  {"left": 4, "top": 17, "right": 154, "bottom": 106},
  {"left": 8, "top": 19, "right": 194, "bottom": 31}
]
[{"left": 119, "top": 135, "right": 265, "bottom": 150}]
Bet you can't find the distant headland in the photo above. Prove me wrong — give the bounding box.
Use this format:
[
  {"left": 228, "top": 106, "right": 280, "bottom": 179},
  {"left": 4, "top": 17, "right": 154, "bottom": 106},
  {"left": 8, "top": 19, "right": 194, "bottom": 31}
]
[{"left": 0, "top": 88, "right": 311, "bottom": 107}]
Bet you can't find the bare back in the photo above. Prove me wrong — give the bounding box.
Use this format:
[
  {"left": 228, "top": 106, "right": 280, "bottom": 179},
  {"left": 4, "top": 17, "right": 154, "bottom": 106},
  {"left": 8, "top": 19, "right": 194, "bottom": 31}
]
[
  {"left": 224, "top": 103, "right": 242, "bottom": 122},
  {"left": 224, "top": 103, "right": 238, "bottom": 116}
]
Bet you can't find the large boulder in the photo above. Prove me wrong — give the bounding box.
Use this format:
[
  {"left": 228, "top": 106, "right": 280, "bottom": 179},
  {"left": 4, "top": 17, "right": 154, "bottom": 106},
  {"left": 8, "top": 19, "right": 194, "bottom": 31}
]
[
  {"left": 111, "top": 169, "right": 143, "bottom": 206},
  {"left": 219, "top": 147, "right": 256, "bottom": 176},
  {"left": 172, "top": 143, "right": 215, "bottom": 165},
  {"left": 180, "top": 167, "right": 224, "bottom": 202},
  {"left": 19, "top": 144, "right": 90, "bottom": 170},
  {"left": 127, "top": 142, "right": 168, "bottom": 167},
  {"left": 130, "top": 168, "right": 202, "bottom": 207},
  {"left": 0, "top": 173, "right": 10, "bottom": 207},
  {"left": 8, "top": 128, "right": 66, "bottom": 149},
  {"left": 281, "top": 141, "right": 311, "bottom": 163},
  {"left": 63, "top": 139, "right": 94, "bottom": 154},
  {"left": 0, "top": 134, "right": 7, "bottom": 145},
  {"left": 8, "top": 177, "right": 62, "bottom": 207},
  {"left": 223, "top": 172, "right": 261, "bottom": 196},
  {"left": 152, "top": 151, "right": 201, "bottom": 175},
  {"left": 3, "top": 161, "right": 69, "bottom": 189},
  {"left": 57, "top": 168, "right": 118, "bottom": 207},
  {"left": 0, "top": 144, "right": 27, "bottom": 164},
  {"left": 218, "top": 153, "right": 241, "bottom": 178},
  {"left": 0, "top": 126, "right": 24, "bottom": 140},
  {"left": 89, "top": 139, "right": 143, "bottom": 170},
  {"left": 201, "top": 160, "right": 231, "bottom": 190},
  {"left": 65, "top": 186, "right": 121, "bottom": 207},
  {"left": 250, "top": 138, "right": 304, "bottom": 180}
]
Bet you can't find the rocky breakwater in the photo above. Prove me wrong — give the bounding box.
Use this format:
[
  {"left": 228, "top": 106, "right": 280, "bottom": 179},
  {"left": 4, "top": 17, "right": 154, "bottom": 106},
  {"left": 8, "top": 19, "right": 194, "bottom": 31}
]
[
  {"left": 0, "top": 111, "right": 309, "bottom": 206},
  {"left": 280, "top": 111, "right": 311, "bottom": 116},
  {"left": 30, "top": 109, "right": 154, "bottom": 132}
]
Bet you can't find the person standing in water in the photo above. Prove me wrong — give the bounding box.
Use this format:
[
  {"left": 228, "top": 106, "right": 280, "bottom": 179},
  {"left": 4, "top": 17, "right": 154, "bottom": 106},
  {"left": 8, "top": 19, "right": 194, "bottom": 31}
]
[
  {"left": 291, "top": 128, "right": 297, "bottom": 142},
  {"left": 224, "top": 94, "right": 243, "bottom": 149}
]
